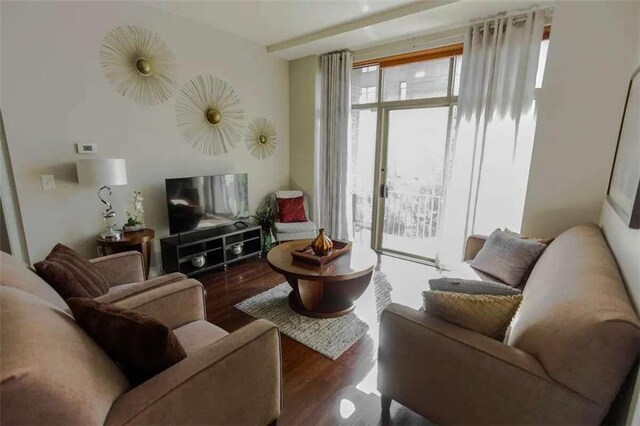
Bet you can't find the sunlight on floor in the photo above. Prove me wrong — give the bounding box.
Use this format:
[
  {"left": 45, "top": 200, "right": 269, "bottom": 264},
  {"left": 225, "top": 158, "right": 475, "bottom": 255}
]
[{"left": 339, "top": 399, "right": 356, "bottom": 419}]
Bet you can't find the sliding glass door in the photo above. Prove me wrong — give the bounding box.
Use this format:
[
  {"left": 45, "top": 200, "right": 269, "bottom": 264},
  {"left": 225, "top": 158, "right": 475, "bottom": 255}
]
[
  {"left": 378, "top": 106, "right": 449, "bottom": 259},
  {"left": 350, "top": 57, "right": 459, "bottom": 262}
]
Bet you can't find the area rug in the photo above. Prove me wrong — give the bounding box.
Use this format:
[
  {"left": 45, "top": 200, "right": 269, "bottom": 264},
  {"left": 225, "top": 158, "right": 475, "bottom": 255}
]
[{"left": 234, "top": 270, "right": 393, "bottom": 360}]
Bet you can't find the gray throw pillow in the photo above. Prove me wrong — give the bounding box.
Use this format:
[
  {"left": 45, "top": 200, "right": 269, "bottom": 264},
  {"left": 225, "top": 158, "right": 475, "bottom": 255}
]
[
  {"left": 429, "top": 277, "right": 521, "bottom": 296},
  {"left": 470, "top": 229, "right": 547, "bottom": 287}
]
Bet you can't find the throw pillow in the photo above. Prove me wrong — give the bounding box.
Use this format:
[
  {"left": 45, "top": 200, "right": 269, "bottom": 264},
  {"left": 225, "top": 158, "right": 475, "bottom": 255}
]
[
  {"left": 470, "top": 229, "right": 547, "bottom": 287},
  {"left": 429, "top": 277, "right": 521, "bottom": 296},
  {"left": 422, "top": 290, "right": 523, "bottom": 340},
  {"left": 277, "top": 196, "right": 307, "bottom": 223},
  {"left": 504, "top": 228, "right": 554, "bottom": 245},
  {"left": 34, "top": 243, "right": 110, "bottom": 300},
  {"left": 68, "top": 298, "right": 187, "bottom": 383}
]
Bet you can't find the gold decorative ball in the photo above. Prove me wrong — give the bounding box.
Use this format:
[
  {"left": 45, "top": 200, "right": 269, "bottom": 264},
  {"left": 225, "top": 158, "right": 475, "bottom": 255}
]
[
  {"left": 135, "top": 58, "right": 152, "bottom": 75},
  {"left": 258, "top": 134, "right": 267, "bottom": 144},
  {"left": 206, "top": 108, "right": 222, "bottom": 125}
]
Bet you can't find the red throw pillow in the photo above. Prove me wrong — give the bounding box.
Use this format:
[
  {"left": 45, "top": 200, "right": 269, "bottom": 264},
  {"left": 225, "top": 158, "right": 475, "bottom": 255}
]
[{"left": 277, "top": 196, "right": 307, "bottom": 223}]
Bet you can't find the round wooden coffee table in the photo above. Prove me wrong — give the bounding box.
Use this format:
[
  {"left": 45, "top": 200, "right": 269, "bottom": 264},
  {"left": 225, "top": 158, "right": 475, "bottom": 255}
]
[{"left": 267, "top": 240, "right": 377, "bottom": 318}]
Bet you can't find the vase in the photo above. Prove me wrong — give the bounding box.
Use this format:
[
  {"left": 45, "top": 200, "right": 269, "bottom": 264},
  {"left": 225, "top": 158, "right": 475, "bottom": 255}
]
[
  {"left": 262, "top": 230, "right": 273, "bottom": 255},
  {"left": 312, "top": 228, "right": 333, "bottom": 256}
]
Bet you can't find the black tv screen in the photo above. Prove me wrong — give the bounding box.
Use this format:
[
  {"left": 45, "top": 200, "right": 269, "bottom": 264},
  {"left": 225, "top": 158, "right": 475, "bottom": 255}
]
[{"left": 165, "top": 174, "right": 249, "bottom": 234}]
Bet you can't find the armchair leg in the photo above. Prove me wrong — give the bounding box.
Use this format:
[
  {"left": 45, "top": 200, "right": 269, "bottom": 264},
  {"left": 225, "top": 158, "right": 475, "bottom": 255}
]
[{"left": 381, "top": 395, "right": 392, "bottom": 412}]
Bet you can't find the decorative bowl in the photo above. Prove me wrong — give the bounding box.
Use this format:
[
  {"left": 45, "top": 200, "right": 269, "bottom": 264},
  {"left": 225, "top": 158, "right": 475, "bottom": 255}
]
[
  {"left": 230, "top": 243, "right": 244, "bottom": 256},
  {"left": 191, "top": 255, "right": 206, "bottom": 268}
]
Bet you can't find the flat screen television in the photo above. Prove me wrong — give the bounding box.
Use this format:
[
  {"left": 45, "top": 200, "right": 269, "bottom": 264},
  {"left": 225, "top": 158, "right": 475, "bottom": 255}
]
[{"left": 165, "top": 173, "right": 249, "bottom": 234}]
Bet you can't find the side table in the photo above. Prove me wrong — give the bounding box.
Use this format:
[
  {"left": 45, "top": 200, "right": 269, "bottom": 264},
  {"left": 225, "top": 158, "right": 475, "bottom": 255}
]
[{"left": 96, "top": 229, "right": 155, "bottom": 279}]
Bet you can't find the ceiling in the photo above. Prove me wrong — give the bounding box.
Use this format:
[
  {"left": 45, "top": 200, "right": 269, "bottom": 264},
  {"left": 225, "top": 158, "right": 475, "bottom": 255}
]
[{"left": 149, "top": 0, "right": 553, "bottom": 60}]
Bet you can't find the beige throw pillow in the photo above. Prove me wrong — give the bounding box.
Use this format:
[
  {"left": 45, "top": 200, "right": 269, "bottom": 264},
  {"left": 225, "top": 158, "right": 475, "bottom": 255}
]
[{"left": 422, "top": 290, "right": 523, "bottom": 340}]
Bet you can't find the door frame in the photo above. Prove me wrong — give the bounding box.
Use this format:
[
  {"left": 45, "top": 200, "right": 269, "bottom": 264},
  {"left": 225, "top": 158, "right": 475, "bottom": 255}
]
[
  {"left": 372, "top": 103, "right": 456, "bottom": 264},
  {"left": 351, "top": 57, "right": 459, "bottom": 264}
]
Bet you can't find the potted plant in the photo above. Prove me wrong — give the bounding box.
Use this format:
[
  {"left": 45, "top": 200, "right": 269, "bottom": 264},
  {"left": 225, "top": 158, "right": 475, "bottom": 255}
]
[
  {"left": 123, "top": 191, "right": 145, "bottom": 232},
  {"left": 253, "top": 203, "right": 276, "bottom": 254}
]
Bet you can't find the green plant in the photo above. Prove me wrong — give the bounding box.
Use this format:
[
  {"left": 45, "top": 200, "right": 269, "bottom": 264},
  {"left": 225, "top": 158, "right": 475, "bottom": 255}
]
[{"left": 252, "top": 203, "right": 277, "bottom": 233}]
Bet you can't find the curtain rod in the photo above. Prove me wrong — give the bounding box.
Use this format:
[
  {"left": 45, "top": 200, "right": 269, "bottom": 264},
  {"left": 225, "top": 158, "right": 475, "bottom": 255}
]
[{"left": 473, "top": 7, "right": 553, "bottom": 30}]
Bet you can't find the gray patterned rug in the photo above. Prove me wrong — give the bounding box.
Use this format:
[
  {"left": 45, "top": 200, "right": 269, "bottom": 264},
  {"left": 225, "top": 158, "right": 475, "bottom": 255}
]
[{"left": 235, "top": 270, "right": 393, "bottom": 360}]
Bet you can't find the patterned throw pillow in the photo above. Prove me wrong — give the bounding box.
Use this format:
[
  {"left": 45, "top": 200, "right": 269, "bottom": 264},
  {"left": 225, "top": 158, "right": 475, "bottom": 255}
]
[
  {"left": 422, "top": 290, "right": 523, "bottom": 340},
  {"left": 276, "top": 196, "right": 307, "bottom": 223},
  {"left": 68, "top": 298, "right": 187, "bottom": 383},
  {"left": 34, "top": 243, "right": 110, "bottom": 300}
]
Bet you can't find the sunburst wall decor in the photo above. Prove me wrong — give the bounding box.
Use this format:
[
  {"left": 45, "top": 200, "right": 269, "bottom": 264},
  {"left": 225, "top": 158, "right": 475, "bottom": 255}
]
[
  {"left": 246, "top": 118, "right": 277, "bottom": 159},
  {"left": 175, "top": 75, "right": 244, "bottom": 156},
  {"left": 100, "top": 25, "right": 177, "bottom": 105}
]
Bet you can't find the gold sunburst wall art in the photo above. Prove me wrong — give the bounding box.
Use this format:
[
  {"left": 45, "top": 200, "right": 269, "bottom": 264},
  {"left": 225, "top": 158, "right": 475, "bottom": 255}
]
[
  {"left": 175, "top": 75, "right": 245, "bottom": 156},
  {"left": 246, "top": 118, "right": 277, "bottom": 159},
  {"left": 100, "top": 25, "right": 177, "bottom": 105}
]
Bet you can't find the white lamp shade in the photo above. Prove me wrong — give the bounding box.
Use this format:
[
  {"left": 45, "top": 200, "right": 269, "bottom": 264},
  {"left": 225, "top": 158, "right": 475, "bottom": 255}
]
[{"left": 76, "top": 159, "right": 128, "bottom": 187}]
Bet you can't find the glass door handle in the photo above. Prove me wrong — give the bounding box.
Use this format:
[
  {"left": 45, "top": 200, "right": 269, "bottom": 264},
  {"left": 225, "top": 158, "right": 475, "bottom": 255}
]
[{"left": 379, "top": 184, "right": 389, "bottom": 198}]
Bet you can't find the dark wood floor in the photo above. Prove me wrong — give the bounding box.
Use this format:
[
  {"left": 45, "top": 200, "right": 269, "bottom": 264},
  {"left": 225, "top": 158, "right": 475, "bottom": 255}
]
[{"left": 198, "top": 254, "right": 440, "bottom": 425}]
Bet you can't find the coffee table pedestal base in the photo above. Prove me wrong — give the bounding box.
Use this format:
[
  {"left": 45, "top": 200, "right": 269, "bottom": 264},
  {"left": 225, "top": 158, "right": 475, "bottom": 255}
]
[{"left": 285, "top": 271, "right": 373, "bottom": 318}]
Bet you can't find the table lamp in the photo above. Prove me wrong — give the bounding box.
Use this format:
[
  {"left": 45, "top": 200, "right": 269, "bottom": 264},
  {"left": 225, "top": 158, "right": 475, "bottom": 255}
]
[{"left": 77, "top": 158, "right": 128, "bottom": 241}]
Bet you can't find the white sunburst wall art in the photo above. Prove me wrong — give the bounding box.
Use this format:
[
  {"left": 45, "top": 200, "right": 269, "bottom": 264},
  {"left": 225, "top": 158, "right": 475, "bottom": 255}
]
[
  {"left": 100, "top": 25, "right": 178, "bottom": 105},
  {"left": 175, "top": 75, "right": 245, "bottom": 156},
  {"left": 246, "top": 118, "right": 277, "bottom": 160}
]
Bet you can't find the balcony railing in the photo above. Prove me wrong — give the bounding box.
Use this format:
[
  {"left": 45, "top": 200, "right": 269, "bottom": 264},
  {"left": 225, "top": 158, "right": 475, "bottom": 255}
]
[{"left": 352, "top": 190, "right": 442, "bottom": 241}]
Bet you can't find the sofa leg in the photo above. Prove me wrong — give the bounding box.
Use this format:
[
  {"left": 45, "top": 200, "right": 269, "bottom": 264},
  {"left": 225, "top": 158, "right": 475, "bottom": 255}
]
[{"left": 381, "top": 395, "right": 392, "bottom": 412}]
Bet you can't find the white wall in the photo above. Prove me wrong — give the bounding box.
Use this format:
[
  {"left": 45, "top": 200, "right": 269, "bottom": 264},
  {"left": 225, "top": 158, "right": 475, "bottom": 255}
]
[
  {"left": 289, "top": 55, "right": 319, "bottom": 219},
  {"left": 600, "top": 3, "right": 640, "bottom": 424},
  {"left": 522, "top": 0, "right": 639, "bottom": 237},
  {"left": 1, "top": 1, "right": 289, "bottom": 266}
]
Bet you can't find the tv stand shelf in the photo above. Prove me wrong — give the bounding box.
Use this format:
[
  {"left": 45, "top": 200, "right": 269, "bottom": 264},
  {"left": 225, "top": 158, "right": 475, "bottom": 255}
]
[{"left": 160, "top": 223, "right": 262, "bottom": 277}]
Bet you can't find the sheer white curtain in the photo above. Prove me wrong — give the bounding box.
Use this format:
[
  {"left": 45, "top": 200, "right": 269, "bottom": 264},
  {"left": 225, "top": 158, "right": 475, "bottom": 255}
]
[
  {"left": 315, "top": 51, "right": 353, "bottom": 240},
  {"left": 436, "top": 10, "right": 545, "bottom": 268}
]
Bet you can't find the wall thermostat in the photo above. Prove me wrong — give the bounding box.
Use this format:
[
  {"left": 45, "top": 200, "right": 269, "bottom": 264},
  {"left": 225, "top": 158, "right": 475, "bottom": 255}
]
[{"left": 76, "top": 143, "right": 97, "bottom": 154}]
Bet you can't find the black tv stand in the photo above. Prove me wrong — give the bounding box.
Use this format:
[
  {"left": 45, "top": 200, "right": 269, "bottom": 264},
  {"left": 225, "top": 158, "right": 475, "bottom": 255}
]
[{"left": 160, "top": 223, "right": 262, "bottom": 276}]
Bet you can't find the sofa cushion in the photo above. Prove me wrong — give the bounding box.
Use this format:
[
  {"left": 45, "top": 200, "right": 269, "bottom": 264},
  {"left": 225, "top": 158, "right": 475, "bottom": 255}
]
[
  {"left": 34, "top": 243, "right": 110, "bottom": 299},
  {"left": 68, "top": 298, "right": 187, "bottom": 384},
  {"left": 422, "top": 290, "right": 522, "bottom": 340},
  {"left": 0, "top": 251, "right": 67, "bottom": 310},
  {"left": 274, "top": 221, "right": 316, "bottom": 234},
  {"left": 172, "top": 320, "right": 229, "bottom": 356},
  {"left": 94, "top": 272, "right": 187, "bottom": 304},
  {"left": 508, "top": 223, "right": 640, "bottom": 405},
  {"left": 0, "top": 287, "right": 129, "bottom": 425},
  {"left": 471, "top": 229, "right": 547, "bottom": 287}
]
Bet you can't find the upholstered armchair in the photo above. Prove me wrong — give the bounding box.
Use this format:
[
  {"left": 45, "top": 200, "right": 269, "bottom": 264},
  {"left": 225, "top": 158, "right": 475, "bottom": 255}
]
[
  {"left": 271, "top": 190, "right": 317, "bottom": 242},
  {"left": 0, "top": 251, "right": 283, "bottom": 425}
]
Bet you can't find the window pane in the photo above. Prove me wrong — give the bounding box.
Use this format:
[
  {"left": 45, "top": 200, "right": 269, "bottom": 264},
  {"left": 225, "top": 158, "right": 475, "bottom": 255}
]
[
  {"left": 453, "top": 55, "right": 462, "bottom": 96},
  {"left": 348, "top": 108, "right": 377, "bottom": 245},
  {"left": 382, "top": 58, "right": 449, "bottom": 101},
  {"left": 535, "top": 39, "right": 549, "bottom": 89},
  {"left": 351, "top": 65, "right": 379, "bottom": 104}
]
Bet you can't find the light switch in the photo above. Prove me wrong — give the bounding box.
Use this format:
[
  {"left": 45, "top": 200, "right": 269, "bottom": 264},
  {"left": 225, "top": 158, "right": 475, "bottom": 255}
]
[{"left": 41, "top": 175, "right": 55, "bottom": 191}]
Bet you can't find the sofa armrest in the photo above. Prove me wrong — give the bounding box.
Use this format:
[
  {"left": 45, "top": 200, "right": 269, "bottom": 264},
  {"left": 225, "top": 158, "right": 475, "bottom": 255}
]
[
  {"left": 110, "top": 279, "right": 206, "bottom": 329},
  {"left": 377, "top": 303, "right": 601, "bottom": 425},
  {"left": 90, "top": 251, "right": 144, "bottom": 286},
  {"left": 463, "top": 234, "right": 488, "bottom": 261},
  {"left": 105, "top": 320, "right": 282, "bottom": 426}
]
